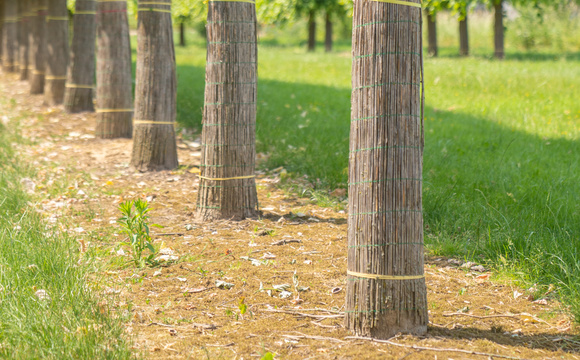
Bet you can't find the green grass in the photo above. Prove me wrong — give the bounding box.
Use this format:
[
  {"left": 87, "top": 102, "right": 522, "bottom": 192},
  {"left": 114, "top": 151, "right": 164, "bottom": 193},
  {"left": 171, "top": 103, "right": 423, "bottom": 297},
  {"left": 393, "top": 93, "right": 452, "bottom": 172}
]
[
  {"left": 0, "top": 123, "right": 134, "bottom": 358},
  {"left": 171, "top": 11, "right": 580, "bottom": 322}
]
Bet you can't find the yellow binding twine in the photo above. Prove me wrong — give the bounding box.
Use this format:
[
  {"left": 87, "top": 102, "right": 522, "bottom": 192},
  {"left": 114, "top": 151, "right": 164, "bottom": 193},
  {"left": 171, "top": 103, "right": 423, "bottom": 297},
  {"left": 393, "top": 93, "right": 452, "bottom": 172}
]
[
  {"left": 347, "top": 270, "right": 425, "bottom": 280},
  {"left": 45, "top": 76, "right": 66, "bottom": 80},
  {"left": 134, "top": 120, "right": 175, "bottom": 125},
  {"left": 46, "top": 16, "right": 69, "bottom": 21},
  {"left": 370, "top": 0, "right": 421, "bottom": 7},
  {"left": 66, "top": 84, "right": 93, "bottom": 89},
  {"left": 208, "top": 0, "right": 255, "bottom": 3},
  {"left": 96, "top": 109, "right": 134, "bottom": 113},
  {"left": 198, "top": 174, "right": 256, "bottom": 181}
]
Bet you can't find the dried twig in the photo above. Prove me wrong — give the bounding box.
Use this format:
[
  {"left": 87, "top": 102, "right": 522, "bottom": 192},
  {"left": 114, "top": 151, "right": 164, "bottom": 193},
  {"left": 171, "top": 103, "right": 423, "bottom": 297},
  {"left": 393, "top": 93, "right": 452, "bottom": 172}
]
[
  {"left": 345, "top": 336, "right": 527, "bottom": 360},
  {"left": 442, "top": 313, "right": 519, "bottom": 320},
  {"left": 284, "top": 332, "right": 348, "bottom": 343},
  {"left": 148, "top": 322, "right": 217, "bottom": 330},
  {"left": 262, "top": 308, "right": 343, "bottom": 320},
  {"left": 271, "top": 239, "right": 301, "bottom": 246},
  {"left": 205, "top": 343, "right": 235, "bottom": 347},
  {"left": 153, "top": 232, "right": 184, "bottom": 236},
  {"left": 310, "top": 321, "right": 340, "bottom": 329}
]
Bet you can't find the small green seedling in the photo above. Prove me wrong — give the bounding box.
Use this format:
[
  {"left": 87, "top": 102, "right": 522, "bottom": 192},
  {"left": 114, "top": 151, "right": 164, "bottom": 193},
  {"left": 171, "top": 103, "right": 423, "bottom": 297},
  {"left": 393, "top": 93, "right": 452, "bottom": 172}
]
[{"left": 118, "top": 199, "right": 161, "bottom": 268}]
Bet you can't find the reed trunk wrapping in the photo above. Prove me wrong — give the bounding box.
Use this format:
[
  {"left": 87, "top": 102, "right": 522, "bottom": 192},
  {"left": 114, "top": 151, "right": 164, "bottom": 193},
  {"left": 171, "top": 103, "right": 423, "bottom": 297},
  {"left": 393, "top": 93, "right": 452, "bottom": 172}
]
[
  {"left": 130, "top": 0, "right": 178, "bottom": 171},
  {"left": 18, "top": 0, "right": 30, "bottom": 80},
  {"left": 196, "top": 1, "right": 258, "bottom": 221},
  {"left": 64, "top": 0, "right": 97, "bottom": 113},
  {"left": 95, "top": 0, "right": 133, "bottom": 139},
  {"left": 345, "top": 0, "right": 428, "bottom": 339},
  {"left": 45, "top": 0, "right": 68, "bottom": 105},
  {"left": 0, "top": 0, "right": 4, "bottom": 62},
  {"left": 3, "top": 0, "right": 18, "bottom": 73},
  {"left": 29, "top": 0, "right": 46, "bottom": 95}
]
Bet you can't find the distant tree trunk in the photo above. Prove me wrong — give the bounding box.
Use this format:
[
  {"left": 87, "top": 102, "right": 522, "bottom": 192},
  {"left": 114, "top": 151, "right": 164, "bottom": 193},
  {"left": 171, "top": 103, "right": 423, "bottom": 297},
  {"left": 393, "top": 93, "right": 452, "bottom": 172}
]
[
  {"left": 64, "top": 0, "right": 96, "bottom": 113},
  {"left": 325, "top": 11, "right": 332, "bottom": 52},
  {"left": 427, "top": 10, "right": 437, "bottom": 57},
  {"left": 29, "top": 0, "right": 46, "bottom": 94},
  {"left": 44, "top": 0, "right": 68, "bottom": 105},
  {"left": 307, "top": 10, "right": 316, "bottom": 52},
  {"left": 346, "top": 0, "right": 428, "bottom": 339},
  {"left": 494, "top": 0, "right": 504, "bottom": 59},
  {"left": 179, "top": 21, "right": 185, "bottom": 47},
  {"left": 459, "top": 14, "right": 469, "bottom": 57},
  {"left": 0, "top": 0, "right": 4, "bottom": 62},
  {"left": 95, "top": 0, "right": 133, "bottom": 139},
  {"left": 18, "top": 0, "right": 30, "bottom": 80},
  {"left": 130, "top": 0, "right": 178, "bottom": 171},
  {"left": 196, "top": 2, "right": 258, "bottom": 221},
  {"left": 3, "top": 0, "right": 18, "bottom": 73}
]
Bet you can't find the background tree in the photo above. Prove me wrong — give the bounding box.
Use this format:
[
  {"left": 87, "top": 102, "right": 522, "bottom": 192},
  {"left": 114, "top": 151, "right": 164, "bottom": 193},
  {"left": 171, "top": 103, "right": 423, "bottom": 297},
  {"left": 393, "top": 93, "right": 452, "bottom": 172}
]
[
  {"left": 493, "top": 0, "right": 504, "bottom": 59},
  {"left": 45, "top": 0, "right": 68, "bottom": 105},
  {"left": 130, "top": 0, "right": 178, "bottom": 171},
  {"left": 29, "top": 0, "right": 46, "bottom": 94},
  {"left": 0, "top": 0, "right": 4, "bottom": 63},
  {"left": 196, "top": 0, "right": 258, "bottom": 221},
  {"left": 423, "top": 0, "right": 449, "bottom": 57},
  {"left": 95, "top": 0, "right": 133, "bottom": 139},
  {"left": 449, "top": 0, "right": 472, "bottom": 56},
  {"left": 3, "top": 0, "right": 18, "bottom": 73},
  {"left": 345, "top": 0, "right": 428, "bottom": 338},
  {"left": 64, "top": 0, "right": 96, "bottom": 113},
  {"left": 18, "top": 0, "right": 30, "bottom": 80}
]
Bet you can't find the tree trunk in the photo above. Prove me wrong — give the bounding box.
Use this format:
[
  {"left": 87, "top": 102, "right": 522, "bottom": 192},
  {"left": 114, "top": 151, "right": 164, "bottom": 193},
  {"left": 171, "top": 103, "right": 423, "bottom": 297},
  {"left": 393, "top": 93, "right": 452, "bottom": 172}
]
[
  {"left": 307, "top": 10, "right": 316, "bottom": 52},
  {"left": 18, "top": 0, "right": 30, "bottom": 80},
  {"left": 196, "top": 2, "right": 258, "bottom": 221},
  {"left": 44, "top": 0, "right": 68, "bottom": 105},
  {"left": 3, "top": 0, "right": 18, "bottom": 73},
  {"left": 494, "top": 0, "right": 504, "bottom": 59},
  {"left": 179, "top": 21, "right": 185, "bottom": 47},
  {"left": 29, "top": 0, "right": 46, "bottom": 94},
  {"left": 130, "top": 0, "right": 178, "bottom": 171},
  {"left": 459, "top": 14, "right": 469, "bottom": 57},
  {"left": 426, "top": 10, "right": 437, "bottom": 57},
  {"left": 325, "top": 11, "right": 332, "bottom": 52},
  {"left": 0, "top": 0, "right": 4, "bottom": 62},
  {"left": 64, "top": 0, "right": 96, "bottom": 113},
  {"left": 346, "top": 0, "right": 428, "bottom": 339},
  {"left": 95, "top": 0, "right": 133, "bottom": 139}
]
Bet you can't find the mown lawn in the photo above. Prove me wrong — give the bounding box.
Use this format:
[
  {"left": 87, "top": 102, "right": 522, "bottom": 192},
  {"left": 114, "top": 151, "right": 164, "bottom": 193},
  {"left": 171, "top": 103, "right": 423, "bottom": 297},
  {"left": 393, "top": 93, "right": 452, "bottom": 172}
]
[{"left": 169, "top": 18, "right": 580, "bottom": 322}]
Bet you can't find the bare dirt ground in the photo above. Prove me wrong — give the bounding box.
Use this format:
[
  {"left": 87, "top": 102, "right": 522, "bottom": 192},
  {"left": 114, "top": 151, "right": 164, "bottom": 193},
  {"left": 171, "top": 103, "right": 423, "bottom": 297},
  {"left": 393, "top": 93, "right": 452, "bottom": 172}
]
[{"left": 2, "top": 72, "right": 580, "bottom": 359}]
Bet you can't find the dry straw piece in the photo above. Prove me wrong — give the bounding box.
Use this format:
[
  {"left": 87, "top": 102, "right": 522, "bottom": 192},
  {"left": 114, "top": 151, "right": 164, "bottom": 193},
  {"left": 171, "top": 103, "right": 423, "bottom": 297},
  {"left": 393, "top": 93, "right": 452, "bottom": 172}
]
[
  {"left": 345, "top": 0, "right": 428, "bottom": 339},
  {"left": 195, "top": 1, "right": 259, "bottom": 221}
]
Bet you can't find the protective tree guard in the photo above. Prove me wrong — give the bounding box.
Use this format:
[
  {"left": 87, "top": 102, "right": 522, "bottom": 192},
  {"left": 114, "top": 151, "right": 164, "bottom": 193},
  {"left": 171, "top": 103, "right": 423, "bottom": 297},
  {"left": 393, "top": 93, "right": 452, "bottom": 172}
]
[
  {"left": 196, "top": 0, "right": 259, "bottom": 221},
  {"left": 29, "top": 0, "right": 47, "bottom": 95},
  {"left": 18, "top": 0, "right": 30, "bottom": 81},
  {"left": 45, "top": 0, "right": 68, "bottom": 105},
  {"left": 95, "top": 0, "right": 133, "bottom": 139},
  {"left": 345, "top": 0, "right": 428, "bottom": 339},
  {"left": 130, "top": 0, "right": 178, "bottom": 171},
  {"left": 2, "top": 0, "right": 18, "bottom": 73},
  {"left": 64, "top": 0, "right": 97, "bottom": 113}
]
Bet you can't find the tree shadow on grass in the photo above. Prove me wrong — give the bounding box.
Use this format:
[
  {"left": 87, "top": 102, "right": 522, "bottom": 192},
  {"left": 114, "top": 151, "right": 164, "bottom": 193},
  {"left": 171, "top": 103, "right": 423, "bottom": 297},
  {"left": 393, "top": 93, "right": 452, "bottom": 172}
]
[{"left": 432, "top": 46, "right": 580, "bottom": 62}]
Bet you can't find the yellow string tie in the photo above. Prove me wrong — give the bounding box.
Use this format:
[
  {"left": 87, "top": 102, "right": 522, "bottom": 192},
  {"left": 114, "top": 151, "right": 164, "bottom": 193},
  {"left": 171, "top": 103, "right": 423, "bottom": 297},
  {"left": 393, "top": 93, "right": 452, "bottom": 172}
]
[
  {"left": 66, "top": 84, "right": 93, "bottom": 89},
  {"left": 370, "top": 0, "right": 421, "bottom": 7},
  {"left": 209, "top": 0, "right": 255, "bottom": 3},
  {"left": 139, "top": 1, "right": 171, "bottom": 4},
  {"left": 138, "top": 8, "right": 171, "bottom": 13},
  {"left": 32, "top": 70, "right": 45, "bottom": 75},
  {"left": 198, "top": 174, "right": 256, "bottom": 181},
  {"left": 347, "top": 270, "right": 425, "bottom": 280},
  {"left": 134, "top": 120, "right": 175, "bottom": 125},
  {"left": 75, "top": 11, "right": 97, "bottom": 15},
  {"left": 45, "top": 76, "right": 67, "bottom": 80},
  {"left": 46, "top": 16, "right": 69, "bottom": 21},
  {"left": 96, "top": 109, "right": 134, "bottom": 113}
]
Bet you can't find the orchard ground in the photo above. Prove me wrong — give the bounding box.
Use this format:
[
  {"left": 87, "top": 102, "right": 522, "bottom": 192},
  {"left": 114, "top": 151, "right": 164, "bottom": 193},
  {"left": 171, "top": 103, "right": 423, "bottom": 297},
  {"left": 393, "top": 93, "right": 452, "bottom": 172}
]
[{"left": 1, "top": 8, "right": 580, "bottom": 360}]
